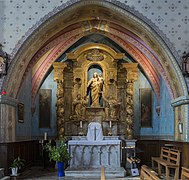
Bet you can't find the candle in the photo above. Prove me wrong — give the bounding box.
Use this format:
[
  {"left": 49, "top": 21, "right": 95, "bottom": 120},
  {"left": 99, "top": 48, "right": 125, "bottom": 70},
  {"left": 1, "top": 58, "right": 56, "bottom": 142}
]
[
  {"left": 109, "top": 121, "right": 112, "bottom": 128},
  {"left": 80, "top": 121, "right": 82, "bottom": 128},
  {"left": 44, "top": 132, "right": 47, "bottom": 140}
]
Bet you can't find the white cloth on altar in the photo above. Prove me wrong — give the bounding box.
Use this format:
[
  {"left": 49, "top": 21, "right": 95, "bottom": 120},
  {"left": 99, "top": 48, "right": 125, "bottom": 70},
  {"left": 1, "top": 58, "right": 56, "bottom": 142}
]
[{"left": 87, "top": 122, "right": 103, "bottom": 141}]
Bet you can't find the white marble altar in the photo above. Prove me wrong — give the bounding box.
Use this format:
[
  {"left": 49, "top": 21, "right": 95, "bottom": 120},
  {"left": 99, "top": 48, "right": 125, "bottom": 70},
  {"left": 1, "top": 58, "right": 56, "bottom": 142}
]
[
  {"left": 66, "top": 122, "right": 126, "bottom": 178},
  {"left": 68, "top": 138, "right": 121, "bottom": 168}
]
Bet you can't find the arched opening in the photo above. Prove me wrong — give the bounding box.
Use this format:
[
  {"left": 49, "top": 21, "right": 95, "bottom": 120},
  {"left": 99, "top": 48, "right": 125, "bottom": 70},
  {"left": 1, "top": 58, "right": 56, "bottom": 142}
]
[{"left": 1, "top": 0, "right": 188, "bottom": 143}]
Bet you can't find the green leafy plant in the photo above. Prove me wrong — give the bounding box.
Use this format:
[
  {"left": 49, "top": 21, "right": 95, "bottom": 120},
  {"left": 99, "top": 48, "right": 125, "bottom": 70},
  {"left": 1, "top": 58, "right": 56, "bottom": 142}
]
[
  {"left": 43, "top": 138, "right": 71, "bottom": 162},
  {"left": 10, "top": 156, "right": 25, "bottom": 169}
]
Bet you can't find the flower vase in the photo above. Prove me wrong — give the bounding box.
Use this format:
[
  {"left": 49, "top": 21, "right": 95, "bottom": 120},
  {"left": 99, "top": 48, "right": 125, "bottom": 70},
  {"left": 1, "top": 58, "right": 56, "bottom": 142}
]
[
  {"left": 57, "top": 162, "right": 65, "bottom": 177},
  {"left": 11, "top": 167, "right": 18, "bottom": 176}
]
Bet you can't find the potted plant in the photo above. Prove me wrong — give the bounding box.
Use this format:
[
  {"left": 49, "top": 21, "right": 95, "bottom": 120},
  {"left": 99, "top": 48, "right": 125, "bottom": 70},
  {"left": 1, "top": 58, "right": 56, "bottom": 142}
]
[
  {"left": 9, "top": 156, "right": 25, "bottom": 176},
  {"left": 43, "top": 138, "right": 71, "bottom": 177}
]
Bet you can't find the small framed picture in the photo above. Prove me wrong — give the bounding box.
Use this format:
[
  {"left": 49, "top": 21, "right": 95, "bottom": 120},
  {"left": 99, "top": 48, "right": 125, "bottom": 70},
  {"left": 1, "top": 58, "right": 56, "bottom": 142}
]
[{"left": 18, "top": 103, "right": 24, "bottom": 123}]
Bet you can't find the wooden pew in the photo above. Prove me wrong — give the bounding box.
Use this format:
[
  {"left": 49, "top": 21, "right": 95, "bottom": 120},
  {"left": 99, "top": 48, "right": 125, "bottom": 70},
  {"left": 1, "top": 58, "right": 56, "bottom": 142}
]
[
  {"left": 152, "top": 147, "right": 181, "bottom": 180},
  {"left": 140, "top": 165, "right": 161, "bottom": 180},
  {"left": 181, "top": 167, "right": 189, "bottom": 180}
]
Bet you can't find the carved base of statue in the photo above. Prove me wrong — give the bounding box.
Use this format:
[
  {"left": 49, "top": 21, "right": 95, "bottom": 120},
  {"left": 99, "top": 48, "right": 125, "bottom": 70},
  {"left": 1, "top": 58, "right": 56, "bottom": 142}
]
[
  {"left": 108, "top": 130, "right": 113, "bottom": 136},
  {"left": 78, "top": 131, "right": 84, "bottom": 136}
]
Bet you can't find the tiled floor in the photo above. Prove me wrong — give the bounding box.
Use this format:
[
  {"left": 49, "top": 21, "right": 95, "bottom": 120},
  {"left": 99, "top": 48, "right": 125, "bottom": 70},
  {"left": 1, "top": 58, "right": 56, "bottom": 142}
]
[{"left": 19, "top": 166, "right": 140, "bottom": 180}]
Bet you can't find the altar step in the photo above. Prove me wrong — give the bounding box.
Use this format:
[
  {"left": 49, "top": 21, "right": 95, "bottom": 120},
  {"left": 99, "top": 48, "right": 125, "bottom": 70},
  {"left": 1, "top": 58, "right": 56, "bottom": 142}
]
[{"left": 65, "top": 167, "right": 126, "bottom": 178}]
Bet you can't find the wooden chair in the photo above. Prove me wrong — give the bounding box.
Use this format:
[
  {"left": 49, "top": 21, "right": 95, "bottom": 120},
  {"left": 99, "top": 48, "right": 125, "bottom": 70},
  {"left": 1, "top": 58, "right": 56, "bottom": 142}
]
[
  {"left": 152, "top": 147, "right": 181, "bottom": 180},
  {"left": 140, "top": 165, "right": 161, "bottom": 180},
  {"left": 181, "top": 167, "right": 189, "bottom": 180}
]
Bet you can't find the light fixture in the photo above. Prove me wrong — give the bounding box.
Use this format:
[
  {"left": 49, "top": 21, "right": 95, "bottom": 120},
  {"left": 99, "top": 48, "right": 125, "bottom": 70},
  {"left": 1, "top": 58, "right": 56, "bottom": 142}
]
[
  {"left": 156, "top": 106, "right": 160, "bottom": 116},
  {"left": 178, "top": 121, "right": 183, "bottom": 134}
]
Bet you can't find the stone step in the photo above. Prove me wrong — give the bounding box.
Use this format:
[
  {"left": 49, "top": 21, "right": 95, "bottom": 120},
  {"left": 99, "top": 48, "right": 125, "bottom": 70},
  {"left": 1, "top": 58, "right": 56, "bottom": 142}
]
[{"left": 65, "top": 167, "right": 126, "bottom": 178}]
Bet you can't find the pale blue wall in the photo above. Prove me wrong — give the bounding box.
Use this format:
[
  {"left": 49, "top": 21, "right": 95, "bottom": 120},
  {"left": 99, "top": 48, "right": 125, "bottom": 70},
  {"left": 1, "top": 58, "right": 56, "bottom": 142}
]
[
  {"left": 17, "top": 68, "right": 57, "bottom": 139},
  {"left": 158, "top": 77, "right": 174, "bottom": 136},
  {"left": 16, "top": 70, "right": 32, "bottom": 139},
  {"left": 134, "top": 72, "right": 174, "bottom": 137},
  {"left": 31, "top": 71, "right": 57, "bottom": 139},
  {"left": 134, "top": 71, "right": 159, "bottom": 136}
]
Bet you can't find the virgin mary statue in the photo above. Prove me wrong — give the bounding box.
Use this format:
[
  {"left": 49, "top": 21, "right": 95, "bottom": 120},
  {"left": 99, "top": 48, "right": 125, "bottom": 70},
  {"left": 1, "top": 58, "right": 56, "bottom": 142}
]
[{"left": 87, "top": 72, "right": 103, "bottom": 107}]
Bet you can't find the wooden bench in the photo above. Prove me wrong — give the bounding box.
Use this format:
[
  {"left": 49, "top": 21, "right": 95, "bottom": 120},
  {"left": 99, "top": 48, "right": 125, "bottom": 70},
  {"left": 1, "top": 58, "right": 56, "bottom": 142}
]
[
  {"left": 181, "top": 167, "right": 189, "bottom": 180},
  {"left": 152, "top": 147, "right": 181, "bottom": 180},
  {"left": 140, "top": 165, "right": 161, "bottom": 180}
]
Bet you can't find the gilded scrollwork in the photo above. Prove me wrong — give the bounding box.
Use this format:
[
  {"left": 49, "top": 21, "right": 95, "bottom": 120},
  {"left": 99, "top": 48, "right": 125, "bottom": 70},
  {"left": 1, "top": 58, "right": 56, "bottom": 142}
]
[
  {"left": 123, "top": 63, "right": 138, "bottom": 139},
  {"left": 103, "top": 94, "right": 120, "bottom": 120},
  {"left": 126, "top": 81, "right": 134, "bottom": 139},
  {"left": 56, "top": 80, "right": 65, "bottom": 139},
  {"left": 71, "top": 94, "right": 89, "bottom": 121},
  {"left": 86, "top": 49, "right": 104, "bottom": 62},
  {"left": 53, "top": 62, "right": 67, "bottom": 139},
  {"left": 57, "top": 44, "right": 135, "bottom": 137}
]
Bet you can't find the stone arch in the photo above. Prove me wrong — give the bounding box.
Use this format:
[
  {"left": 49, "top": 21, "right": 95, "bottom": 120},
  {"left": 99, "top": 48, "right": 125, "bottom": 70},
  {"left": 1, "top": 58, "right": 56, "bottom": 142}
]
[
  {"left": 2, "top": 0, "right": 188, "bottom": 140},
  {"left": 4, "top": 0, "right": 187, "bottom": 99}
]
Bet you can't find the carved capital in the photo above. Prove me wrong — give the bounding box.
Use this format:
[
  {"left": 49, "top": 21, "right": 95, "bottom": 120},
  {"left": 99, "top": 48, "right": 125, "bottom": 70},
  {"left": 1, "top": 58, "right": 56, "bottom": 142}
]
[
  {"left": 53, "top": 62, "right": 67, "bottom": 81},
  {"left": 122, "top": 63, "right": 138, "bottom": 81}
]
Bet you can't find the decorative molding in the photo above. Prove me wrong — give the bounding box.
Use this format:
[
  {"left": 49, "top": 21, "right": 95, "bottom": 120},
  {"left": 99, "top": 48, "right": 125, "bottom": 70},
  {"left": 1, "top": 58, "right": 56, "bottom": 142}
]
[
  {"left": 9, "top": 0, "right": 179, "bottom": 63},
  {"left": 0, "top": 95, "right": 18, "bottom": 107},
  {"left": 86, "top": 49, "right": 104, "bottom": 62},
  {"left": 171, "top": 95, "right": 189, "bottom": 107},
  {"left": 30, "top": 27, "right": 161, "bottom": 103},
  {"left": 137, "top": 135, "right": 174, "bottom": 141},
  {"left": 53, "top": 62, "right": 67, "bottom": 81}
]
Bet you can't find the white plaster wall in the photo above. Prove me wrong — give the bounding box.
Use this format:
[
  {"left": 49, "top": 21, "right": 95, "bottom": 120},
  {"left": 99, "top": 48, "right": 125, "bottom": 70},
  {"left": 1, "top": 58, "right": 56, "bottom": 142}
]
[{"left": 0, "top": 0, "right": 188, "bottom": 57}]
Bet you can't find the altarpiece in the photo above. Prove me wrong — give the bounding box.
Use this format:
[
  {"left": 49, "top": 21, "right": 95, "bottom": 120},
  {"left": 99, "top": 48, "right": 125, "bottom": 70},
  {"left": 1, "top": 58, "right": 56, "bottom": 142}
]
[{"left": 53, "top": 43, "right": 138, "bottom": 139}]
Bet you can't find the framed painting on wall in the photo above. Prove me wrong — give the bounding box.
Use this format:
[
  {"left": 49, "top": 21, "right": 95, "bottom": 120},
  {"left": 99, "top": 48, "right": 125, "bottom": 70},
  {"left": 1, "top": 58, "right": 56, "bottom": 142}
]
[
  {"left": 18, "top": 103, "right": 24, "bottom": 123},
  {"left": 140, "top": 88, "right": 152, "bottom": 127},
  {"left": 39, "top": 89, "right": 51, "bottom": 128}
]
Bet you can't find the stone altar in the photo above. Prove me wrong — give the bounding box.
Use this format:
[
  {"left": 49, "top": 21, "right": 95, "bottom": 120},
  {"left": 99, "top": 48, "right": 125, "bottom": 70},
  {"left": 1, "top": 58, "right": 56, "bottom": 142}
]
[
  {"left": 69, "top": 123, "right": 121, "bottom": 168},
  {"left": 68, "top": 138, "right": 121, "bottom": 168},
  {"left": 66, "top": 136, "right": 126, "bottom": 178}
]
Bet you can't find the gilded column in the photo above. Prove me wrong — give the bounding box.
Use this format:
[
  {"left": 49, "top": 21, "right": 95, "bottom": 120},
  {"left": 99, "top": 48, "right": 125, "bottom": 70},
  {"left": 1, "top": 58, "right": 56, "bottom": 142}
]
[
  {"left": 122, "top": 63, "right": 138, "bottom": 139},
  {"left": 53, "top": 62, "right": 67, "bottom": 139}
]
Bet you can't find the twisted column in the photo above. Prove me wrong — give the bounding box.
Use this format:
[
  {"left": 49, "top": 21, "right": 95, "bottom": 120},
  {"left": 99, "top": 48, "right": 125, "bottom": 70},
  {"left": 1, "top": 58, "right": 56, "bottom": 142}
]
[
  {"left": 126, "top": 80, "right": 135, "bottom": 139},
  {"left": 122, "top": 63, "right": 138, "bottom": 139},
  {"left": 53, "top": 62, "right": 67, "bottom": 139}
]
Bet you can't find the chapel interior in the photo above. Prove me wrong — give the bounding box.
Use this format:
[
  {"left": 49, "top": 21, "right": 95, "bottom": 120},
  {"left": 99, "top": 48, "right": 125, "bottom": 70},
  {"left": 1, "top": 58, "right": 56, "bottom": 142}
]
[{"left": 0, "top": 0, "right": 189, "bottom": 179}]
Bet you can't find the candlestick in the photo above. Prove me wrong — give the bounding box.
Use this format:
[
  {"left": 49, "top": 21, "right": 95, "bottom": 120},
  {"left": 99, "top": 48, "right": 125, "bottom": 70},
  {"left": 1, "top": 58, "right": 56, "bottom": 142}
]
[
  {"left": 109, "top": 120, "right": 112, "bottom": 128},
  {"left": 80, "top": 121, "right": 83, "bottom": 128},
  {"left": 44, "top": 132, "right": 47, "bottom": 140}
]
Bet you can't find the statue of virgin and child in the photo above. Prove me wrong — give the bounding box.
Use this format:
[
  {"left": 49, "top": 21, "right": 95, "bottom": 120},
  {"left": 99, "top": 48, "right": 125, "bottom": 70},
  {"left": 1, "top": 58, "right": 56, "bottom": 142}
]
[
  {"left": 72, "top": 72, "right": 103, "bottom": 120},
  {"left": 73, "top": 72, "right": 120, "bottom": 120},
  {"left": 87, "top": 72, "right": 103, "bottom": 107}
]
